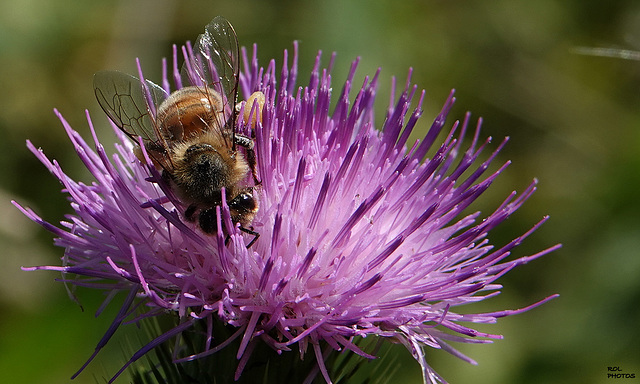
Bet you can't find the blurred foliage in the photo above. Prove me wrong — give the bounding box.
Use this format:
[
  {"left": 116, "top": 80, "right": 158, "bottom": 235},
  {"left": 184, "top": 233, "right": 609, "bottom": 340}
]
[
  {"left": 1, "top": 0, "right": 639, "bottom": 383},
  {"left": 130, "top": 316, "right": 397, "bottom": 384}
]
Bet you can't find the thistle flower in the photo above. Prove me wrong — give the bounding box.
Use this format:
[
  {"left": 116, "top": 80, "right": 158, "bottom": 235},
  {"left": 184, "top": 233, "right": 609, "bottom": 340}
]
[{"left": 14, "top": 36, "right": 559, "bottom": 384}]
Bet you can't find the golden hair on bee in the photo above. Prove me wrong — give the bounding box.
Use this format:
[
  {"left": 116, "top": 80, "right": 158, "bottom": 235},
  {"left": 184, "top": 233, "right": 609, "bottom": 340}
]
[{"left": 156, "top": 86, "right": 226, "bottom": 142}]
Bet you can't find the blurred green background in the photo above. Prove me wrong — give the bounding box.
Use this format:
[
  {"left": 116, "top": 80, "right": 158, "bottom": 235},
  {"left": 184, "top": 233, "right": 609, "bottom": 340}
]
[{"left": 1, "top": 0, "right": 639, "bottom": 383}]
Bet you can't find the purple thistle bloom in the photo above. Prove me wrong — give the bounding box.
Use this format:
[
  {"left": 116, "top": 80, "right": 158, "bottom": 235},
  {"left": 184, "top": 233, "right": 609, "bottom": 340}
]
[{"left": 14, "top": 38, "right": 559, "bottom": 384}]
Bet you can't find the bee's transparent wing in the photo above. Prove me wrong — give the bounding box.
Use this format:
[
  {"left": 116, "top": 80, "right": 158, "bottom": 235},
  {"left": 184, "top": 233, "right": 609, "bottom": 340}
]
[
  {"left": 182, "top": 16, "right": 240, "bottom": 131},
  {"left": 93, "top": 70, "right": 168, "bottom": 142}
]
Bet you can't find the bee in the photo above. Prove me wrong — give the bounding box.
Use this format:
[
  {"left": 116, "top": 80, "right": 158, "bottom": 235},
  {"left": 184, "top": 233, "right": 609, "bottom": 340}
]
[{"left": 93, "top": 16, "right": 264, "bottom": 247}]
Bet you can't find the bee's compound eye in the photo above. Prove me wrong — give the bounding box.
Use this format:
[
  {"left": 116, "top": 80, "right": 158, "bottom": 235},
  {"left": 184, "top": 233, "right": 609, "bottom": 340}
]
[
  {"left": 229, "top": 191, "right": 257, "bottom": 213},
  {"left": 238, "top": 191, "right": 253, "bottom": 201}
]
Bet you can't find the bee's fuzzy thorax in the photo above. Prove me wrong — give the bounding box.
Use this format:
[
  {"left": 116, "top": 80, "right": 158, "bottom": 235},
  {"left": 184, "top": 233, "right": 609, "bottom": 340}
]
[{"left": 169, "top": 131, "right": 249, "bottom": 204}]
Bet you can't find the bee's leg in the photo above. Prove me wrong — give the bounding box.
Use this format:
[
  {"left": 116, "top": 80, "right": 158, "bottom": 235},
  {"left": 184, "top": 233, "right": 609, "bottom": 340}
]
[
  {"left": 184, "top": 204, "right": 198, "bottom": 222},
  {"left": 246, "top": 147, "right": 260, "bottom": 185},
  {"left": 239, "top": 226, "right": 260, "bottom": 249},
  {"left": 234, "top": 134, "right": 260, "bottom": 185},
  {"left": 234, "top": 134, "right": 253, "bottom": 149}
]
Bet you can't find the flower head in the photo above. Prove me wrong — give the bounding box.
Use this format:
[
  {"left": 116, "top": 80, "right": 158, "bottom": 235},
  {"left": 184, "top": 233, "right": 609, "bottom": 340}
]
[{"left": 15, "top": 33, "right": 558, "bottom": 383}]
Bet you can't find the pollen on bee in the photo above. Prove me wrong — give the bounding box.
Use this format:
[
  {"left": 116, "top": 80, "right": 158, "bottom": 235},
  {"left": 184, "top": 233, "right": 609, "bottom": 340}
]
[{"left": 242, "top": 91, "right": 265, "bottom": 128}]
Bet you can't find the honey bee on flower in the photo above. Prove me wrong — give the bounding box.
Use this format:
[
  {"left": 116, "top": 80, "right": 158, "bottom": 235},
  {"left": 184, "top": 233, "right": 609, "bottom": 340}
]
[
  {"left": 15, "top": 15, "right": 558, "bottom": 384},
  {"left": 94, "top": 16, "right": 264, "bottom": 246}
]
